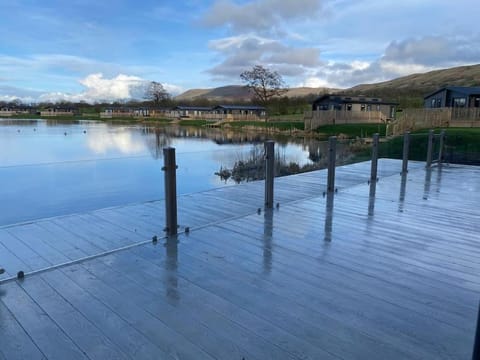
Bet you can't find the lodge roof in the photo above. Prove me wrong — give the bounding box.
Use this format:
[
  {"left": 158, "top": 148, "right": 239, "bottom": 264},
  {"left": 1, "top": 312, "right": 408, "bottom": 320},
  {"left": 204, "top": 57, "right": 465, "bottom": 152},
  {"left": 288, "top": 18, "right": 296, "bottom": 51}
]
[
  {"left": 424, "top": 86, "right": 480, "bottom": 99},
  {"left": 313, "top": 94, "right": 398, "bottom": 106}
]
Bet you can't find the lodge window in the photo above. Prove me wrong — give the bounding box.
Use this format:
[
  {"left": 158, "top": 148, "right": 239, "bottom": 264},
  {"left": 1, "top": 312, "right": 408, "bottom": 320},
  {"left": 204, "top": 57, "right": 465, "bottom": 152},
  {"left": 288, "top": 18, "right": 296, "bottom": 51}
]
[{"left": 453, "top": 97, "right": 466, "bottom": 107}]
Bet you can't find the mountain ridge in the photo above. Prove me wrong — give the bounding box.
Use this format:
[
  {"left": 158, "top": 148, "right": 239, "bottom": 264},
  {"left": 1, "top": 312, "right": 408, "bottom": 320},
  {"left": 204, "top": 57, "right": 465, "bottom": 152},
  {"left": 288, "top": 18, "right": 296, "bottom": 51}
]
[{"left": 175, "top": 64, "right": 480, "bottom": 102}]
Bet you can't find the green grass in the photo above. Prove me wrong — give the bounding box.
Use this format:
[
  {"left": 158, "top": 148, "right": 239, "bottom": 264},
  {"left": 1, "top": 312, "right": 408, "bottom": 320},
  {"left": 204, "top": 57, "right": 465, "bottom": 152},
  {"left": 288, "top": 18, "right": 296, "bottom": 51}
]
[
  {"left": 178, "top": 119, "right": 212, "bottom": 126},
  {"left": 379, "top": 128, "right": 480, "bottom": 164},
  {"left": 227, "top": 121, "right": 304, "bottom": 131},
  {"left": 268, "top": 113, "right": 305, "bottom": 122},
  {"left": 315, "top": 124, "right": 387, "bottom": 138}
]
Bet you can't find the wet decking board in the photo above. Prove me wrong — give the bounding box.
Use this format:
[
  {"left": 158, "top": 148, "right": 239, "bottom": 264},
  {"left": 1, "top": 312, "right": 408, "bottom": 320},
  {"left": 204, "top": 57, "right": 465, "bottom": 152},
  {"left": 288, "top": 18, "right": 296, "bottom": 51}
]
[{"left": 1, "top": 159, "right": 479, "bottom": 359}]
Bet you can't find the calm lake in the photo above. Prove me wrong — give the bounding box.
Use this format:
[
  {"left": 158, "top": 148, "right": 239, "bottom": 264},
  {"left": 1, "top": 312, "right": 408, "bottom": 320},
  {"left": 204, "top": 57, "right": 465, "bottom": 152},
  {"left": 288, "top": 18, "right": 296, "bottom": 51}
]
[{"left": 0, "top": 119, "right": 334, "bottom": 226}]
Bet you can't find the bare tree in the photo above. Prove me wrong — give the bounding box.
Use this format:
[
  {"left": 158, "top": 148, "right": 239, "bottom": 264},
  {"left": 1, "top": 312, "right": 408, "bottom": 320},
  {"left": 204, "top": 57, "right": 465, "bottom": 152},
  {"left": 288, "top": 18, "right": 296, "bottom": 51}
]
[
  {"left": 240, "top": 65, "right": 288, "bottom": 105},
  {"left": 144, "top": 81, "right": 170, "bottom": 105}
]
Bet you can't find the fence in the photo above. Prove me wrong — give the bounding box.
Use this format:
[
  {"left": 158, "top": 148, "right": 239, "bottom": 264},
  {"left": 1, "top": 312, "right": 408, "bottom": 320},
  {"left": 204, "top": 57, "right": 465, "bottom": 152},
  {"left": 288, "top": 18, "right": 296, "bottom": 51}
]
[
  {"left": 165, "top": 113, "right": 265, "bottom": 122},
  {"left": 304, "top": 110, "right": 386, "bottom": 130},
  {"left": 388, "top": 107, "right": 480, "bottom": 136},
  {"left": 162, "top": 129, "right": 452, "bottom": 234}
]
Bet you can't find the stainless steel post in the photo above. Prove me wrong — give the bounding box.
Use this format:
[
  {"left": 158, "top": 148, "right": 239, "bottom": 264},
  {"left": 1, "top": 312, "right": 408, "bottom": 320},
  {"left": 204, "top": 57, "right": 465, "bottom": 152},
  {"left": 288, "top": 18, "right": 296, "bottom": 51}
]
[
  {"left": 472, "top": 301, "right": 480, "bottom": 360},
  {"left": 426, "top": 129, "right": 434, "bottom": 168},
  {"left": 370, "top": 133, "right": 379, "bottom": 183},
  {"left": 402, "top": 131, "right": 410, "bottom": 174},
  {"left": 163, "top": 147, "right": 178, "bottom": 236},
  {"left": 327, "top": 136, "right": 337, "bottom": 193},
  {"left": 438, "top": 129, "right": 445, "bottom": 165},
  {"left": 264, "top": 141, "right": 275, "bottom": 209}
]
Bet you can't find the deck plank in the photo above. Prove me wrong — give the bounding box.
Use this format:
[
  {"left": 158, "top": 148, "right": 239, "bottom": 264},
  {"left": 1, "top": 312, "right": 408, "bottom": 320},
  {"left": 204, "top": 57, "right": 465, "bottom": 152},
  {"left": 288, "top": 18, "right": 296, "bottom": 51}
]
[{"left": 0, "top": 160, "right": 478, "bottom": 359}]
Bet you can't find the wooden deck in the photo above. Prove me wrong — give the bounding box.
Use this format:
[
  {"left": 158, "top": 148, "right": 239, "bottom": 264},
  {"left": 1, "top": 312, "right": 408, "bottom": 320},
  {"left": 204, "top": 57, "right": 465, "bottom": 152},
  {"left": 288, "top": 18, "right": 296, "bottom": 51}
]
[{"left": 0, "top": 159, "right": 479, "bottom": 359}]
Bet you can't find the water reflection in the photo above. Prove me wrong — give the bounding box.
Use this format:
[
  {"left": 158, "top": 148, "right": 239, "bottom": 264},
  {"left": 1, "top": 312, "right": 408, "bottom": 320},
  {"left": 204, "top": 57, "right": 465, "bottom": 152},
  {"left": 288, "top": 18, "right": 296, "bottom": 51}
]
[
  {"left": 164, "top": 236, "right": 179, "bottom": 305},
  {"left": 143, "top": 127, "right": 172, "bottom": 159},
  {"left": 0, "top": 120, "right": 372, "bottom": 226},
  {"left": 212, "top": 138, "right": 371, "bottom": 184},
  {"left": 435, "top": 166, "right": 443, "bottom": 195},
  {"left": 398, "top": 173, "right": 408, "bottom": 212},
  {"left": 87, "top": 127, "right": 147, "bottom": 155},
  {"left": 263, "top": 209, "right": 274, "bottom": 274},
  {"left": 324, "top": 192, "right": 334, "bottom": 242},
  {"left": 423, "top": 168, "right": 432, "bottom": 200},
  {"left": 368, "top": 180, "right": 376, "bottom": 217}
]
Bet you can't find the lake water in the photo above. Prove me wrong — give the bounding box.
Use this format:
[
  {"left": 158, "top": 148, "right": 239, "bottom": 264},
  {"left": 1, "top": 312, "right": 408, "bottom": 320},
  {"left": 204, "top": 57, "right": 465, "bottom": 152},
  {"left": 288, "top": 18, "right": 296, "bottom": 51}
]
[{"left": 0, "top": 119, "right": 331, "bottom": 226}]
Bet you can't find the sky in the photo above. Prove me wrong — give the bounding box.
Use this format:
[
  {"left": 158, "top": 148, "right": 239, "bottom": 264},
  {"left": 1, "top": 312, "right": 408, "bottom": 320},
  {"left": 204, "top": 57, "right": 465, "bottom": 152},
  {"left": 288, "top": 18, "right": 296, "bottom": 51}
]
[{"left": 1, "top": 0, "right": 479, "bottom": 103}]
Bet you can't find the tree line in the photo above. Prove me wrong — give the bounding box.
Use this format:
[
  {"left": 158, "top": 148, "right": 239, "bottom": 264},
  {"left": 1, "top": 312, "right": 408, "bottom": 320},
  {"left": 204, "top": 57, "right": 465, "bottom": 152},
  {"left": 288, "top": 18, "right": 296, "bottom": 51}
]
[{"left": 1, "top": 65, "right": 427, "bottom": 114}]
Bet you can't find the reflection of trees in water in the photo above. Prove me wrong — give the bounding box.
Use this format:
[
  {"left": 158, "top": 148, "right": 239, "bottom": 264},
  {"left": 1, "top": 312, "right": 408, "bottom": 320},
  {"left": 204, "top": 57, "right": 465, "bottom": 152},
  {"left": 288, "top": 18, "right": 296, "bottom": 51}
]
[
  {"left": 215, "top": 144, "right": 325, "bottom": 184},
  {"left": 142, "top": 125, "right": 292, "bottom": 160},
  {"left": 144, "top": 127, "right": 172, "bottom": 159},
  {"left": 216, "top": 139, "right": 370, "bottom": 184},
  {"left": 140, "top": 126, "right": 371, "bottom": 180}
]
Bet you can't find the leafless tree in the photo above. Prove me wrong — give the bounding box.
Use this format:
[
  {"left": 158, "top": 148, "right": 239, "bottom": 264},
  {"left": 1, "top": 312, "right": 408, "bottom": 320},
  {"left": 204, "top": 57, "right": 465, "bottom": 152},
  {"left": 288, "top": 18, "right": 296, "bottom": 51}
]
[
  {"left": 240, "top": 65, "right": 288, "bottom": 105},
  {"left": 144, "top": 81, "right": 170, "bottom": 105}
]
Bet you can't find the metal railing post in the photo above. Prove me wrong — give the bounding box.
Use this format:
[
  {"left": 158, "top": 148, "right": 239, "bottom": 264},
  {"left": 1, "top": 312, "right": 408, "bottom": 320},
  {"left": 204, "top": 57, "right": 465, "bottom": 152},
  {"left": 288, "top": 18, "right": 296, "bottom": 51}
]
[
  {"left": 402, "top": 131, "right": 410, "bottom": 174},
  {"left": 163, "top": 147, "right": 178, "bottom": 236},
  {"left": 426, "top": 129, "right": 434, "bottom": 168},
  {"left": 472, "top": 301, "right": 480, "bottom": 360},
  {"left": 264, "top": 141, "right": 275, "bottom": 209},
  {"left": 327, "top": 136, "right": 337, "bottom": 193},
  {"left": 438, "top": 129, "right": 445, "bottom": 165},
  {"left": 370, "top": 133, "right": 379, "bottom": 183}
]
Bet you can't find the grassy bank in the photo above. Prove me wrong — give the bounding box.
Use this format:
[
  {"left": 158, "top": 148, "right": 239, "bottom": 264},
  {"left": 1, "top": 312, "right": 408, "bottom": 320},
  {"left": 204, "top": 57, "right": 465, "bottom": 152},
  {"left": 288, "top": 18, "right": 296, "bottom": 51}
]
[
  {"left": 379, "top": 128, "right": 480, "bottom": 164},
  {"left": 227, "top": 121, "right": 304, "bottom": 131},
  {"left": 315, "top": 124, "right": 387, "bottom": 138},
  {"left": 177, "top": 119, "right": 305, "bottom": 131}
]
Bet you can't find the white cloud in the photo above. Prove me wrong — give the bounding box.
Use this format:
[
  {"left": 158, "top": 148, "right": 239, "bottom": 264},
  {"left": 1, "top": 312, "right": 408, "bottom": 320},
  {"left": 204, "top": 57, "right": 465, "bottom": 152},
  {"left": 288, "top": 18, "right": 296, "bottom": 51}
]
[
  {"left": 80, "top": 73, "right": 144, "bottom": 100},
  {"left": 202, "top": 0, "right": 324, "bottom": 34},
  {"left": 207, "top": 35, "right": 321, "bottom": 81},
  {"left": 86, "top": 127, "right": 147, "bottom": 155},
  {"left": 35, "top": 73, "right": 145, "bottom": 103},
  {"left": 163, "top": 83, "right": 184, "bottom": 95},
  {"left": 300, "top": 77, "right": 332, "bottom": 88},
  {"left": 0, "top": 71, "right": 184, "bottom": 103},
  {"left": 298, "top": 34, "right": 480, "bottom": 89}
]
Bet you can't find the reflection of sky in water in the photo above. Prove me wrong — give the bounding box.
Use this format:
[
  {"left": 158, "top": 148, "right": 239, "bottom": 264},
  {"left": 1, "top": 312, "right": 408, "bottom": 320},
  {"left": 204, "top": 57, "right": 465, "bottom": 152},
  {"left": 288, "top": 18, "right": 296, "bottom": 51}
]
[{"left": 0, "top": 119, "right": 321, "bottom": 225}]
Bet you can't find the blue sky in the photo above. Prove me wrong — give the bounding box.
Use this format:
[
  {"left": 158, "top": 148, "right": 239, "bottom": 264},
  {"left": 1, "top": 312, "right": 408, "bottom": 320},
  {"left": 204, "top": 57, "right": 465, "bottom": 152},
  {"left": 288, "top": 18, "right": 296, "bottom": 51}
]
[{"left": 1, "top": 0, "right": 479, "bottom": 103}]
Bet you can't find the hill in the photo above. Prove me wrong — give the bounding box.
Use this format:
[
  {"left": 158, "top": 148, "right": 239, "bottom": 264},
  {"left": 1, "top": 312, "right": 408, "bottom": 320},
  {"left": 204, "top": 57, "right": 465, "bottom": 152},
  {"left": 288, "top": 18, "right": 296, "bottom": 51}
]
[
  {"left": 347, "top": 64, "right": 480, "bottom": 107},
  {"left": 349, "top": 64, "right": 480, "bottom": 94},
  {"left": 175, "top": 64, "right": 480, "bottom": 108},
  {"left": 175, "top": 85, "right": 334, "bottom": 102}
]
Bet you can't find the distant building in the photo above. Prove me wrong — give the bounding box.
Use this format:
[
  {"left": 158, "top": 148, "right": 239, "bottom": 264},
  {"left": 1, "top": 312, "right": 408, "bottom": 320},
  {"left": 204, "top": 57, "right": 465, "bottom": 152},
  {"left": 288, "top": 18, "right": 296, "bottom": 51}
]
[
  {"left": 312, "top": 94, "right": 398, "bottom": 119},
  {"left": 305, "top": 94, "right": 398, "bottom": 130},
  {"left": 100, "top": 107, "right": 150, "bottom": 118},
  {"left": 212, "top": 105, "right": 266, "bottom": 119},
  {"left": 424, "top": 87, "right": 480, "bottom": 108},
  {"left": 0, "top": 106, "right": 32, "bottom": 117},
  {"left": 40, "top": 107, "right": 75, "bottom": 117},
  {"left": 172, "top": 106, "right": 213, "bottom": 118}
]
